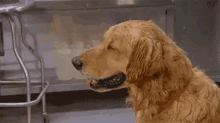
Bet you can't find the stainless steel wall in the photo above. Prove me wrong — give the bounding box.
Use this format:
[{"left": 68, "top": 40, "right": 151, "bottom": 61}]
[{"left": 174, "top": 0, "right": 220, "bottom": 80}]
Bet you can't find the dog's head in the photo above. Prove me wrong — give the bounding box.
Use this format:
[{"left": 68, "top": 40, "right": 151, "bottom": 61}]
[{"left": 72, "top": 20, "right": 193, "bottom": 92}]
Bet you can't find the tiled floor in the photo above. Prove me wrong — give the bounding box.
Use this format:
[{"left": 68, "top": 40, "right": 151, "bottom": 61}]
[{"left": 0, "top": 89, "right": 135, "bottom": 123}]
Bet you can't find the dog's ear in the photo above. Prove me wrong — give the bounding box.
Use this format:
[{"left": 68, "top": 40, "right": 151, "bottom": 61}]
[
  {"left": 126, "top": 30, "right": 193, "bottom": 89},
  {"left": 126, "top": 36, "right": 164, "bottom": 85}
]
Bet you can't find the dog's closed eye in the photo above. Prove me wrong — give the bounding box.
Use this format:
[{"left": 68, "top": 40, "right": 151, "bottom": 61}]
[{"left": 107, "top": 44, "right": 115, "bottom": 50}]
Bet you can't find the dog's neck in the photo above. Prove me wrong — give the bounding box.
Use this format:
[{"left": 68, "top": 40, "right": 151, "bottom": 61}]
[
  {"left": 134, "top": 87, "right": 187, "bottom": 123},
  {"left": 151, "top": 87, "right": 186, "bottom": 121},
  {"left": 129, "top": 75, "right": 190, "bottom": 122}
]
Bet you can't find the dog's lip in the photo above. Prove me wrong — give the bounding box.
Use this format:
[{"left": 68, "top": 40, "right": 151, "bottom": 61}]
[{"left": 87, "top": 73, "right": 126, "bottom": 91}]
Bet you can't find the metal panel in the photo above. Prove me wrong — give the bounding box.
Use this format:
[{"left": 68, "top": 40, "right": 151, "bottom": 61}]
[
  {"left": 166, "top": 9, "right": 175, "bottom": 40},
  {"left": 0, "top": 0, "right": 175, "bottom": 12},
  {"left": 174, "top": 0, "right": 220, "bottom": 81},
  {"left": 29, "top": 0, "right": 175, "bottom": 10},
  {"left": 0, "top": 0, "right": 19, "bottom": 5}
]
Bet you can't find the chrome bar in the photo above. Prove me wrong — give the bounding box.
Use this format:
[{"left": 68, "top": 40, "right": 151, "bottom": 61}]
[
  {"left": 6, "top": 13, "right": 32, "bottom": 123},
  {"left": 0, "top": 60, "right": 38, "bottom": 66},
  {"left": 0, "top": 80, "right": 43, "bottom": 84},
  {"left": 16, "top": 13, "right": 48, "bottom": 118},
  {"left": 0, "top": 13, "right": 50, "bottom": 122},
  {"left": 0, "top": 81, "right": 50, "bottom": 107},
  {"left": 28, "top": 31, "right": 39, "bottom": 69}
]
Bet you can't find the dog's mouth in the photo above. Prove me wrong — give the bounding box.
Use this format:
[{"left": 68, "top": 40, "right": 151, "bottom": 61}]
[{"left": 87, "top": 73, "right": 126, "bottom": 92}]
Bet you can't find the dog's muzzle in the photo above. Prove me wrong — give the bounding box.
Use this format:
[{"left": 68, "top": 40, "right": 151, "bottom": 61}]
[{"left": 72, "top": 56, "right": 126, "bottom": 91}]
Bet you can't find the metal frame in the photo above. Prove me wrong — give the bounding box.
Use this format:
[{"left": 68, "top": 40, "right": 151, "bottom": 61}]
[
  {"left": 0, "top": 13, "right": 50, "bottom": 123},
  {"left": 0, "top": 0, "right": 34, "bottom": 12}
]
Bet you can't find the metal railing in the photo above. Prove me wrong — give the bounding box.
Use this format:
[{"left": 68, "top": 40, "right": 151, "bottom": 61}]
[{"left": 0, "top": 5, "right": 50, "bottom": 123}]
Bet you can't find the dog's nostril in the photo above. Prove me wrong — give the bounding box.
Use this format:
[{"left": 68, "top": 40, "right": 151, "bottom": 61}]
[{"left": 72, "top": 56, "right": 83, "bottom": 70}]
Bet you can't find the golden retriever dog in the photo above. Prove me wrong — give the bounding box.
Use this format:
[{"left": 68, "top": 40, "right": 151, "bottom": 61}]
[{"left": 72, "top": 20, "right": 220, "bottom": 123}]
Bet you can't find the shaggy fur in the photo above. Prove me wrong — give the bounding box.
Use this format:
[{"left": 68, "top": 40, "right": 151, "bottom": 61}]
[{"left": 75, "top": 20, "right": 220, "bottom": 123}]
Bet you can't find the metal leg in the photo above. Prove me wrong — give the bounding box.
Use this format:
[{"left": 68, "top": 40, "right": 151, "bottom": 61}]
[
  {"left": 5, "top": 14, "right": 32, "bottom": 123},
  {"left": 16, "top": 13, "right": 50, "bottom": 123},
  {"left": 28, "top": 31, "right": 39, "bottom": 69},
  {"left": 1, "top": 13, "right": 50, "bottom": 123},
  {"left": 14, "top": 13, "right": 50, "bottom": 123},
  {"left": 43, "top": 113, "right": 50, "bottom": 123}
]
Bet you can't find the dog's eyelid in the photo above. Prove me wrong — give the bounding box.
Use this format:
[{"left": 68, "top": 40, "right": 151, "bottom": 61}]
[{"left": 107, "top": 44, "right": 115, "bottom": 50}]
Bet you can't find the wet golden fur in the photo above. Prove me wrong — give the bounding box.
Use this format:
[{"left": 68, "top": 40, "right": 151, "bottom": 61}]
[{"left": 78, "top": 20, "right": 220, "bottom": 123}]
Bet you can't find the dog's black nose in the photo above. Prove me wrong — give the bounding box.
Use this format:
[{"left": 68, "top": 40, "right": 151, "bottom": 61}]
[{"left": 72, "top": 56, "right": 83, "bottom": 70}]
